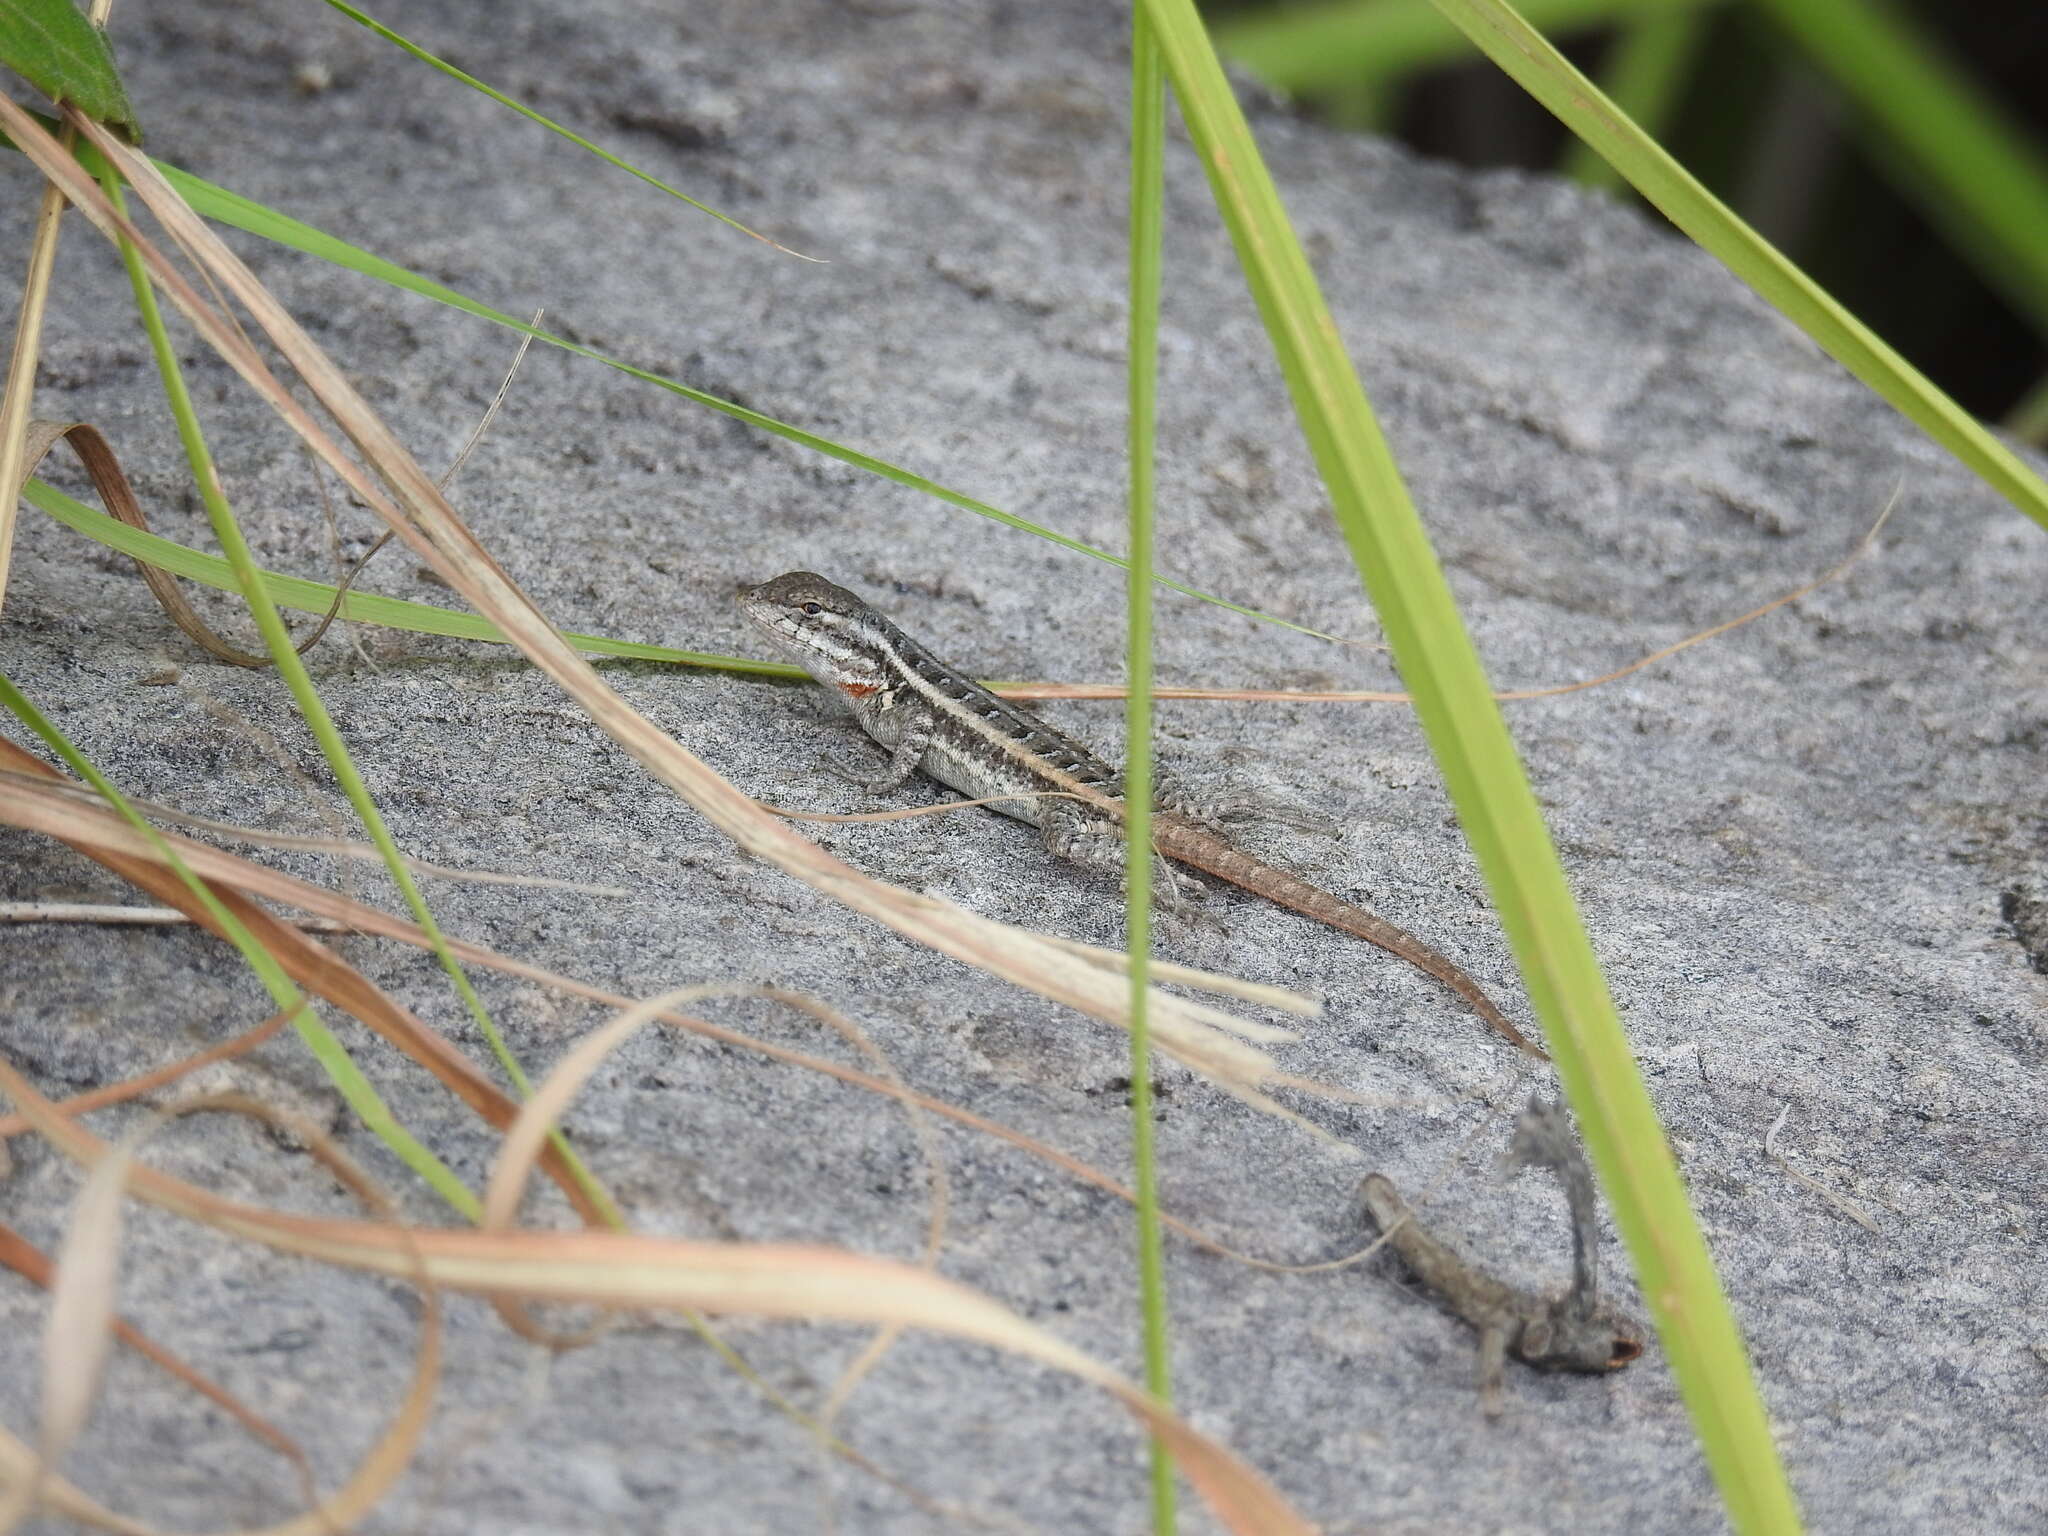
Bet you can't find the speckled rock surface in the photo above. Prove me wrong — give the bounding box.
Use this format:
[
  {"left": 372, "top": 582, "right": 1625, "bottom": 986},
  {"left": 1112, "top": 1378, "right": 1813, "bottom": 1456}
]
[{"left": 2, "top": 1, "right": 2044, "bottom": 1531}]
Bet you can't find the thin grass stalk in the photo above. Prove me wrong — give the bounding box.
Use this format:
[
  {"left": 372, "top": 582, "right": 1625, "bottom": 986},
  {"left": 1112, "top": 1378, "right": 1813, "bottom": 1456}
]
[
  {"left": 91, "top": 167, "right": 623, "bottom": 1228},
  {"left": 0, "top": 670, "right": 480, "bottom": 1217},
  {"left": 317, "top": 0, "right": 812, "bottom": 259},
  {"left": 1135, "top": 2, "right": 1803, "bottom": 1530},
  {"left": 0, "top": 167, "right": 66, "bottom": 612},
  {"left": 1125, "top": 15, "right": 1176, "bottom": 1533}
]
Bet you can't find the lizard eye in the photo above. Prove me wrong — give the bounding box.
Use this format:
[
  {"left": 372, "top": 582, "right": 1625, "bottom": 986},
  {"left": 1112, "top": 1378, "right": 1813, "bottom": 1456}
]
[{"left": 798, "top": 601, "right": 823, "bottom": 616}]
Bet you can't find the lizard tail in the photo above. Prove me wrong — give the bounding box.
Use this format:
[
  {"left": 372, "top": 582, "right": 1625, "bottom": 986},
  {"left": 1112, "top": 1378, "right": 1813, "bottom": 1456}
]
[{"left": 1153, "top": 818, "right": 1547, "bottom": 1059}]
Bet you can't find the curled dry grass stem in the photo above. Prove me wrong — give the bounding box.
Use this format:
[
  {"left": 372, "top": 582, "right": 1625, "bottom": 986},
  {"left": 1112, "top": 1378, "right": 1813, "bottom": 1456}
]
[
  {"left": 1763, "top": 1104, "right": 1881, "bottom": 1235},
  {"left": 476, "top": 982, "right": 950, "bottom": 1436},
  {"left": 0, "top": 1092, "right": 441, "bottom": 1536},
  {"left": 0, "top": 1007, "right": 292, "bottom": 1142},
  {"left": 0, "top": 1064, "right": 1313, "bottom": 1534},
  {"left": 0, "top": 101, "right": 1324, "bottom": 1125},
  {"left": 0, "top": 1220, "right": 314, "bottom": 1491},
  {"left": 21, "top": 420, "right": 311, "bottom": 667}
]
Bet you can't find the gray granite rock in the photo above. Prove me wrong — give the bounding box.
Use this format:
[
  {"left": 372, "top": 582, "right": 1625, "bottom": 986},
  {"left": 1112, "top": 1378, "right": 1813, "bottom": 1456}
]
[{"left": 3, "top": 0, "right": 2043, "bottom": 1531}]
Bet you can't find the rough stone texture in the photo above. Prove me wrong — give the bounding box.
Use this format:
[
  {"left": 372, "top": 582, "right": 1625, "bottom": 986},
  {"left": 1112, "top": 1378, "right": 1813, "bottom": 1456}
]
[{"left": 3, "top": 0, "right": 2045, "bottom": 1531}]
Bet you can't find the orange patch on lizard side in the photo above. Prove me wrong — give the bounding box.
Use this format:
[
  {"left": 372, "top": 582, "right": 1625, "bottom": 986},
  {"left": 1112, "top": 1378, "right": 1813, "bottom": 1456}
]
[{"left": 839, "top": 681, "right": 884, "bottom": 698}]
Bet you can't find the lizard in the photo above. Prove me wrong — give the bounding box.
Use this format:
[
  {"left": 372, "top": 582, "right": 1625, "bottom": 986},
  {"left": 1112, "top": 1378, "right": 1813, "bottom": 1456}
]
[
  {"left": 1358, "top": 1097, "right": 1644, "bottom": 1414},
  {"left": 739, "top": 570, "right": 1542, "bottom": 1058}
]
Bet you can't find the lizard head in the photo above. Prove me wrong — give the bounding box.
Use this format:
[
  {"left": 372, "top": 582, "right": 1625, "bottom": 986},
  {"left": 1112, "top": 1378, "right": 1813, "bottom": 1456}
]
[
  {"left": 739, "top": 571, "right": 880, "bottom": 691},
  {"left": 1516, "top": 1302, "right": 1646, "bottom": 1374}
]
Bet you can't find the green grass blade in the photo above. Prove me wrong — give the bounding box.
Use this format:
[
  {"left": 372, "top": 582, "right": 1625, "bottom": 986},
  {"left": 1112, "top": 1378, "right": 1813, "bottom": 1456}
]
[
  {"left": 0, "top": 0, "right": 138, "bottom": 139},
  {"left": 1746, "top": 0, "right": 2048, "bottom": 341},
  {"left": 1211, "top": 0, "right": 1712, "bottom": 95},
  {"left": 2004, "top": 372, "right": 2048, "bottom": 448},
  {"left": 0, "top": 126, "right": 1331, "bottom": 641},
  {"left": 1139, "top": 2, "right": 1803, "bottom": 1530},
  {"left": 1427, "top": 0, "right": 2048, "bottom": 534},
  {"left": 0, "top": 671, "right": 479, "bottom": 1220},
  {"left": 315, "top": 0, "right": 812, "bottom": 260},
  {"left": 1561, "top": 7, "right": 1709, "bottom": 191},
  {"left": 95, "top": 165, "right": 622, "bottom": 1228},
  {"left": 1125, "top": 14, "right": 1176, "bottom": 1532},
  {"left": 23, "top": 477, "right": 803, "bottom": 675}
]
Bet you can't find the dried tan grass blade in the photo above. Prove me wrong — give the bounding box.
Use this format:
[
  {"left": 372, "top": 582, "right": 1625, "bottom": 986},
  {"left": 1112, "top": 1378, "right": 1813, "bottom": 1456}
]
[
  {"left": 2, "top": 100, "right": 1308, "bottom": 1118},
  {"left": 0, "top": 1221, "right": 313, "bottom": 1491},
  {"left": 0, "top": 1063, "right": 1313, "bottom": 1533},
  {"left": 0, "top": 767, "right": 1378, "bottom": 1230},
  {"left": 0, "top": 738, "right": 612, "bottom": 1226}
]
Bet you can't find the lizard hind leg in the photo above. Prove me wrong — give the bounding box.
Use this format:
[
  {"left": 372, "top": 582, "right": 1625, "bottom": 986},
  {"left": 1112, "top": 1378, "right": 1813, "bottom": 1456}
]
[
  {"left": 1476, "top": 1323, "right": 1510, "bottom": 1417},
  {"left": 1158, "top": 773, "right": 1340, "bottom": 838},
  {"left": 1042, "top": 799, "right": 1206, "bottom": 918}
]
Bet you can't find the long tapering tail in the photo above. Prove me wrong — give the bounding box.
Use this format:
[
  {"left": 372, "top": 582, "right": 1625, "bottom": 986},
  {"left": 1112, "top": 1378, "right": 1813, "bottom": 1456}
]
[{"left": 1152, "top": 817, "right": 1546, "bottom": 1058}]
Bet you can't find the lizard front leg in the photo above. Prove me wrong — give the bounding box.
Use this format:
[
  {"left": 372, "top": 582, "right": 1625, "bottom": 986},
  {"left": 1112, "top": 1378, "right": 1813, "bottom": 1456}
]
[{"left": 825, "top": 706, "right": 936, "bottom": 794}]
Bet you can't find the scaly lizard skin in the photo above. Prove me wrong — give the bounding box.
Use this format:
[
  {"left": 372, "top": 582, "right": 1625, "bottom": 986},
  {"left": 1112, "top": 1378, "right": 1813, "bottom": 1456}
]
[
  {"left": 1360, "top": 1099, "right": 1644, "bottom": 1414},
  {"left": 740, "top": 571, "right": 1541, "bottom": 1057}
]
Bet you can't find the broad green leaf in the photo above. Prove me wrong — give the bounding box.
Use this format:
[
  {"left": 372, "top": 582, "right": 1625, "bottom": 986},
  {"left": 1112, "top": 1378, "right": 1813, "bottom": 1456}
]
[{"left": 0, "top": 0, "right": 137, "bottom": 139}]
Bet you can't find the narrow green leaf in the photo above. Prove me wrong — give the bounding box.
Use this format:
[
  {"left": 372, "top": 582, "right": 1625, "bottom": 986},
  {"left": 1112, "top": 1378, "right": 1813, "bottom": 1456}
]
[
  {"left": 1560, "top": 7, "right": 1709, "bottom": 191},
  {"left": 1747, "top": 0, "right": 2048, "bottom": 343},
  {"left": 0, "top": 0, "right": 138, "bottom": 139},
  {"left": 1211, "top": 0, "right": 1713, "bottom": 95},
  {"left": 1125, "top": 15, "right": 1175, "bottom": 1532},
  {"left": 1427, "top": 0, "right": 2048, "bottom": 533},
  {"left": 22, "top": 475, "right": 802, "bottom": 675},
  {"left": 315, "top": 0, "right": 812, "bottom": 259},
  {"left": 1140, "top": 1, "right": 1803, "bottom": 1530}
]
